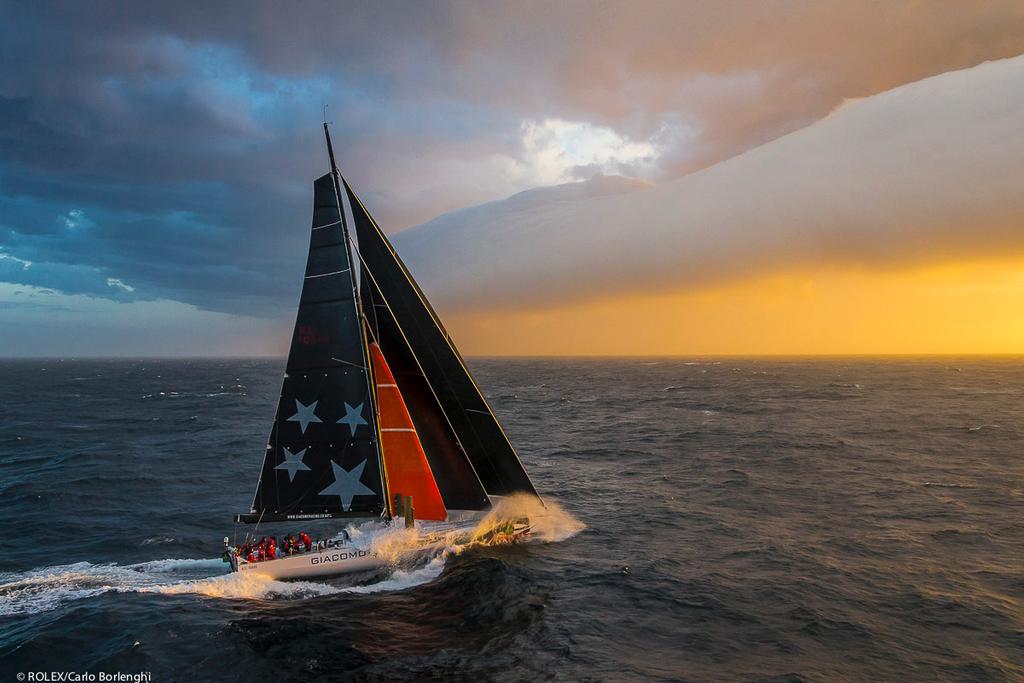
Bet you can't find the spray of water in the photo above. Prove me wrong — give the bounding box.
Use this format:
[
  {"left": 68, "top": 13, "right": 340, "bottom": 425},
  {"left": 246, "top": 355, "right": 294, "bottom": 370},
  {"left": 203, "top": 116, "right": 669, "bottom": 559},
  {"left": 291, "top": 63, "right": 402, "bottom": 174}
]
[
  {"left": 365, "top": 493, "right": 584, "bottom": 563},
  {"left": 470, "top": 493, "right": 585, "bottom": 545}
]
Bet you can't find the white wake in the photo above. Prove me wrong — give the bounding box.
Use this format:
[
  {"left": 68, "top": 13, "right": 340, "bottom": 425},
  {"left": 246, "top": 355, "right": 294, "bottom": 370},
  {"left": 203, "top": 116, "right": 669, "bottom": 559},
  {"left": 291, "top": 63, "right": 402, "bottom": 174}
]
[{"left": 0, "top": 496, "right": 583, "bottom": 616}]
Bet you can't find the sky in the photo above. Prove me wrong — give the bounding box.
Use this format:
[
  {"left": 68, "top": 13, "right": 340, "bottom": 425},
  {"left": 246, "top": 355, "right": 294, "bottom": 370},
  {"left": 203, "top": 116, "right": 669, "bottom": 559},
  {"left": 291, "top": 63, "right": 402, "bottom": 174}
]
[{"left": 1, "top": 1, "right": 1024, "bottom": 356}]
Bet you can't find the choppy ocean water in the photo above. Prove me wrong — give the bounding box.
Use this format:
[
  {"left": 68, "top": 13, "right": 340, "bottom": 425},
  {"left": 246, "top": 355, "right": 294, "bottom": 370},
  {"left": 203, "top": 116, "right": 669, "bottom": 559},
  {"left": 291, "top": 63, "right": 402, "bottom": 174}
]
[{"left": 0, "top": 357, "right": 1021, "bottom": 682}]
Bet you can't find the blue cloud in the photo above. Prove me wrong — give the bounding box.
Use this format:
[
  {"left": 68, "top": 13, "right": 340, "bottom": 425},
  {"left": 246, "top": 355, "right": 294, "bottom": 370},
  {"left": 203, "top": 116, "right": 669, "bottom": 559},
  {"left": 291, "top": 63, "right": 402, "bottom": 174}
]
[{"left": 0, "top": 248, "right": 141, "bottom": 302}]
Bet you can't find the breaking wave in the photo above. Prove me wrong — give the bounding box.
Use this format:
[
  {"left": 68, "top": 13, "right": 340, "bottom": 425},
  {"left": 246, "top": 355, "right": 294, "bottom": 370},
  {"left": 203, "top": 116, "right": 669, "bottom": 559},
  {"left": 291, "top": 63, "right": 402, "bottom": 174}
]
[{"left": 965, "top": 424, "right": 1000, "bottom": 432}]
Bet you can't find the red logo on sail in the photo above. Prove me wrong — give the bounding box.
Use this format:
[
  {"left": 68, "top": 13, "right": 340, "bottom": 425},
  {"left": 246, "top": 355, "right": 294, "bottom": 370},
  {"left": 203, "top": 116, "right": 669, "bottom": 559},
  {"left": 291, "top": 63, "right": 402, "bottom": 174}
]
[{"left": 297, "top": 325, "right": 329, "bottom": 345}]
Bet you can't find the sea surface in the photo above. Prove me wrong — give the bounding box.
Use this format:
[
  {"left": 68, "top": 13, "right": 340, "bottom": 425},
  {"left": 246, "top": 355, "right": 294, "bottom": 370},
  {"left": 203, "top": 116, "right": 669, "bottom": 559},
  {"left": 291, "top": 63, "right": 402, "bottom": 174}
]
[{"left": 0, "top": 357, "right": 1021, "bottom": 682}]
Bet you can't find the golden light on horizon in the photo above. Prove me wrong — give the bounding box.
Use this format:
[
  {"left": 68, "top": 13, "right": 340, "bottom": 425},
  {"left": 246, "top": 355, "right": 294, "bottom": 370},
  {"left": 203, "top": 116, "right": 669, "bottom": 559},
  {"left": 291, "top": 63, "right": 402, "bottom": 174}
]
[{"left": 445, "top": 257, "right": 1024, "bottom": 356}]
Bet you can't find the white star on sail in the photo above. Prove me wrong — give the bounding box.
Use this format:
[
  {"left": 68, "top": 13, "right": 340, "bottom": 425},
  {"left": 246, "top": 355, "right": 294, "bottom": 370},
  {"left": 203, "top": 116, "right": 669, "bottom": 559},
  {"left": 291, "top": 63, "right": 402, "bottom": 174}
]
[
  {"left": 287, "top": 399, "right": 322, "bottom": 433},
  {"left": 337, "top": 402, "right": 367, "bottom": 437},
  {"left": 274, "top": 447, "right": 310, "bottom": 482},
  {"left": 318, "top": 459, "right": 375, "bottom": 511}
]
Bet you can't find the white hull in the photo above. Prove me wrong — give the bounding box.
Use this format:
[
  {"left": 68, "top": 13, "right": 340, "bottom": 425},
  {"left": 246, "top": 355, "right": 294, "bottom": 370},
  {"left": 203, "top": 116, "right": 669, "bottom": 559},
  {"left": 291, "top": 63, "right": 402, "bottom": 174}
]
[
  {"left": 236, "top": 544, "right": 390, "bottom": 579},
  {"left": 231, "top": 514, "right": 530, "bottom": 580}
]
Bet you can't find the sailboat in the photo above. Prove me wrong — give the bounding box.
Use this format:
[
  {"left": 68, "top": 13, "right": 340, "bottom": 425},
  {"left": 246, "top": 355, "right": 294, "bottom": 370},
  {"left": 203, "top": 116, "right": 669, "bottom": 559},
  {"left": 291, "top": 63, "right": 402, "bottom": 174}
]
[{"left": 225, "top": 124, "right": 540, "bottom": 580}]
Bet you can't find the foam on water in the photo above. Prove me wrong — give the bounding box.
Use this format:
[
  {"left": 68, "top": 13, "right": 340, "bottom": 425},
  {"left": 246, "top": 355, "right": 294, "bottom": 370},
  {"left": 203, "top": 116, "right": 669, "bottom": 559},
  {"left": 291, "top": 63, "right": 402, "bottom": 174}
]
[
  {"left": 0, "top": 558, "right": 227, "bottom": 615},
  {"left": 0, "top": 496, "right": 582, "bottom": 616},
  {"left": 0, "top": 563, "right": 112, "bottom": 616},
  {"left": 0, "top": 557, "right": 354, "bottom": 614},
  {"left": 339, "top": 556, "right": 448, "bottom": 595},
  {"left": 141, "top": 572, "right": 346, "bottom": 601}
]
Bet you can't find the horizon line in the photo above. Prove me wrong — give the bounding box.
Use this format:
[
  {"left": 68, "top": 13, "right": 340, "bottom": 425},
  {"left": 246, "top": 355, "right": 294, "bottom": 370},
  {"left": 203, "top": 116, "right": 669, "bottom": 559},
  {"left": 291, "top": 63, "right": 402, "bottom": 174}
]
[{"left": 2, "top": 352, "right": 1023, "bottom": 361}]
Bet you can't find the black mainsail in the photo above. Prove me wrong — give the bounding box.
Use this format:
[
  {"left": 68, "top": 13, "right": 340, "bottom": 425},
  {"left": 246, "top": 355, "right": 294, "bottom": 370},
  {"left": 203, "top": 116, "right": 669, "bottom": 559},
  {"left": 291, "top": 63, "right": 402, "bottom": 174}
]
[
  {"left": 239, "top": 168, "right": 386, "bottom": 523},
  {"left": 344, "top": 180, "right": 540, "bottom": 499}
]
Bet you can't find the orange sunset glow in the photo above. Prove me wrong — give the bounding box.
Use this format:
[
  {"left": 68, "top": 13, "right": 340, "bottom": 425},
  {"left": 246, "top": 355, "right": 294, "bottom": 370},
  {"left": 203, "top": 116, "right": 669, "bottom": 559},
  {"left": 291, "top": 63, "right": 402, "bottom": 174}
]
[{"left": 447, "top": 258, "right": 1024, "bottom": 356}]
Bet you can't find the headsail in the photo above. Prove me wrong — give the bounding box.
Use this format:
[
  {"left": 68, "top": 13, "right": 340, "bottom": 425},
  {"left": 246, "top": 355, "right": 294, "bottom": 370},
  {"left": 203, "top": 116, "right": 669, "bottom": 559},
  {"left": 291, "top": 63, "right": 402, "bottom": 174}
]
[
  {"left": 370, "top": 343, "right": 448, "bottom": 521},
  {"left": 362, "top": 269, "right": 491, "bottom": 511},
  {"left": 344, "top": 179, "right": 540, "bottom": 499},
  {"left": 239, "top": 173, "right": 385, "bottom": 523}
]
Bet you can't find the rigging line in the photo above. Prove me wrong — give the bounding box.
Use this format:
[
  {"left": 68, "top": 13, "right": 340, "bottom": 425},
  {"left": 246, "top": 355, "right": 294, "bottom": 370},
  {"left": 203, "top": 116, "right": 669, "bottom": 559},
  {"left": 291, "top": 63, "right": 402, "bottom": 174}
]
[
  {"left": 346, "top": 232, "right": 382, "bottom": 341},
  {"left": 346, "top": 184, "right": 458, "bottom": 341},
  {"left": 346, "top": 186, "right": 490, "bottom": 398},
  {"left": 344, "top": 227, "right": 491, "bottom": 503},
  {"left": 253, "top": 508, "right": 266, "bottom": 539},
  {"left": 360, "top": 315, "right": 390, "bottom": 513},
  {"left": 345, "top": 182, "right": 538, "bottom": 498}
]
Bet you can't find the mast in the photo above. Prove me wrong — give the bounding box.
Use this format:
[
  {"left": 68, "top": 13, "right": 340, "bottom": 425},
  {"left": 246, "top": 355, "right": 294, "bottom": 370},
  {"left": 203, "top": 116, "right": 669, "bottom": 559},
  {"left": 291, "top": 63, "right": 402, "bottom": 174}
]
[
  {"left": 323, "top": 122, "right": 351, "bottom": 272},
  {"left": 323, "top": 122, "right": 391, "bottom": 520}
]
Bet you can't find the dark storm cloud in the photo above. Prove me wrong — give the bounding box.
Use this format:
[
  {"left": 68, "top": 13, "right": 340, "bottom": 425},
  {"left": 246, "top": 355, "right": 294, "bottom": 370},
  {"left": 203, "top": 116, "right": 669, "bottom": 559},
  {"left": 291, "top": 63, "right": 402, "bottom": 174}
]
[
  {"left": 1, "top": 1, "right": 1023, "bottom": 318},
  {"left": 0, "top": 1, "right": 528, "bottom": 316}
]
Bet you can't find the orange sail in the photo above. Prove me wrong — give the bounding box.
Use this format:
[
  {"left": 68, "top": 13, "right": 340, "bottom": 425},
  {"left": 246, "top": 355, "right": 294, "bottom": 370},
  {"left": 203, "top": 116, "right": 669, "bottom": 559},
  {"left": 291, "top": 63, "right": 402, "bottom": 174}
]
[{"left": 369, "top": 342, "right": 447, "bottom": 521}]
